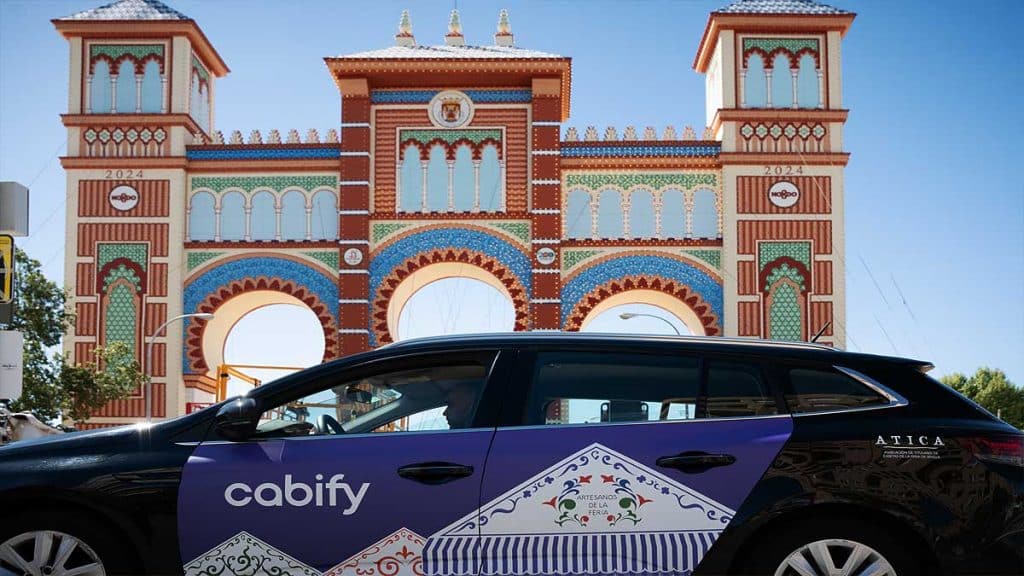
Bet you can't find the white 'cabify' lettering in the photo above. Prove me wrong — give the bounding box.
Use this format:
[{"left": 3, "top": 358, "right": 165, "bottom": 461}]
[{"left": 222, "top": 474, "right": 371, "bottom": 515}]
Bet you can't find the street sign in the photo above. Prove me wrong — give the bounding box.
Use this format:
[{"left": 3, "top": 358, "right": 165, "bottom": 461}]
[
  {"left": 0, "top": 235, "right": 12, "bottom": 305},
  {"left": 0, "top": 331, "right": 23, "bottom": 401},
  {"left": 0, "top": 182, "right": 29, "bottom": 237}
]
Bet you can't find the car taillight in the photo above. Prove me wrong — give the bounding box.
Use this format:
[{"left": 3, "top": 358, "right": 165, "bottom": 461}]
[{"left": 967, "top": 435, "right": 1024, "bottom": 467}]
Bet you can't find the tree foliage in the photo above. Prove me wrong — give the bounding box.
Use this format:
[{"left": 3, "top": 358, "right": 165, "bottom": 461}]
[
  {"left": 2, "top": 248, "right": 144, "bottom": 423},
  {"left": 941, "top": 368, "right": 1024, "bottom": 429}
]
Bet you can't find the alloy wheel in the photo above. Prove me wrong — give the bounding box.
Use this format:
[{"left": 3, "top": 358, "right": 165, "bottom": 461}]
[
  {"left": 0, "top": 530, "right": 106, "bottom": 576},
  {"left": 774, "top": 538, "right": 896, "bottom": 576}
]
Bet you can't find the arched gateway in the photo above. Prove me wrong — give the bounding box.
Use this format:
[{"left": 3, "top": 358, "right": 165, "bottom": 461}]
[{"left": 54, "top": 0, "right": 853, "bottom": 426}]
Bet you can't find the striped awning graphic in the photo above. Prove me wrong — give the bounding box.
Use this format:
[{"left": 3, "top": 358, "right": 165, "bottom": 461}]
[{"left": 423, "top": 531, "right": 720, "bottom": 576}]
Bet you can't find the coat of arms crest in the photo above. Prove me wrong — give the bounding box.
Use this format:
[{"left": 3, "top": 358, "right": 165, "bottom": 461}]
[{"left": 430, "top": 91, "right": 473, "bottom": 128}]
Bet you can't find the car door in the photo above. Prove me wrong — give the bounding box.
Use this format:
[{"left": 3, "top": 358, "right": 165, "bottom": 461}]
[
  {"left": 177, "top": 349, "right": 509, "bottom": 576},
  {"left": 428, "top": 346, "right": 793, "bottom": 576}
]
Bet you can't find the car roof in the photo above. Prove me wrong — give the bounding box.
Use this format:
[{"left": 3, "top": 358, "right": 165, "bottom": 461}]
[{"left": 378, "top": 331, "right": 934, "bottom": 370}]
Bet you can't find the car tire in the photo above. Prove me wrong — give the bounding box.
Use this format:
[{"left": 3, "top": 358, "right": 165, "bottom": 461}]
[
  {"left": 737, "top": 516, "right": 924, "bottom": 576},
  {"left": 0, "top": 506, "right": 139, "bottom": 576}
]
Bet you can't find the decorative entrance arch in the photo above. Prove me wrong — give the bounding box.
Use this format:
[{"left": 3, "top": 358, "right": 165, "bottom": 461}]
[
  {"left": 578, "top": 289, "right": 706, "bottom": 335},
  {"left": 56, "top": 3, "right": 850, "bottom": 426},
  {"left": 372, "top": 250, "right": 529, "bottom": 345}
]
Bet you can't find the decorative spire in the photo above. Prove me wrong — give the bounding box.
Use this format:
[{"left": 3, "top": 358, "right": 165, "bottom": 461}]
[
  {"left": 494, "top": 8, "right": 514, "bottom": 47},
  {"left": 395, "top": 10, "right": 415, "bottom": 47},
  {"left": 445, "top": 9, "right": 465, "bottom": 46}
]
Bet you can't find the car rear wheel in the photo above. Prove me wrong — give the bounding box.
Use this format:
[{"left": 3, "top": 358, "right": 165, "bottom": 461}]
[
  {"left": 739, "top": 517, "right": 923, "bottom": 576},
  {"left": 0, "top": 530, "right": 106, "bottom": 576},
  {"left": 773, "top": 538, "right": 895, "bottom": 576}
]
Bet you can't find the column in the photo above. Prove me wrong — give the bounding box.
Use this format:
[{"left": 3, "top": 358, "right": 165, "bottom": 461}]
[
  {"left": 684, "top": 189, "right": 695, "bottom": 238},
  {"left": 765, "top": 70, "right": 773, "bottom": 108},
  {"left": 790, "top": 69, "right": 799, "bottom": 109},
  {"left": 213, "top": 207, "right": 222, "bottom": 242},
  {"left": 530, "top": 77, "right": 564, "bottom": 332},
  {"left": 274, "top": 206, "right": 282, "bottom": 241},
  {"left": 244, "top": 206, "right": 252, "bottom": 242},
  {"left": 85, "top": 77, "right": 93, "bottom": 114},
  {"left": 473, "top": 160, "right": 481, "bottom": 212},
  {"left": 395, "top": 163, "right": 403, "bottom": 212},
  {"left": 161, "top": 76, "right": 168, "bottom": 113},
  {"left": 654, "top": 195, "right": 664, "bottom": 239},
  {"left": 420, "top": 160, "right": 428, "bottom": 211},
  {"left": 590, "top": 192, "right": 599, "bottom": 240},
  {"left": 305, "top": 206, "right": 313, "bottom": 241},
  {"left": 135, "top": 73, "right": 143, "bottom": 113},
  {"left": 621, "top": 196, "right": 632, "bottom": 239},
  {"left": 447, "top": 160, "right": 455, "bottom": 211},
  {"left": 817, "top": 69, "right": 825, "bottom": 109},
  {"left": 110, "top": 75, "right": 118, "bottom": 112},
  {"left": 738, "top": 70, "right": 746, "bottom": 108},
  {"left": 337, "top": 79, "right": 373, "bottom": 356}
]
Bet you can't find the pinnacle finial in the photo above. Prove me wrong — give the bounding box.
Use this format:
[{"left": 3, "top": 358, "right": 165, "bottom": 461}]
[
  {"left": 445, "top": 9, "right": 465, "bottom": 46},
  {"left": 495, "top": 8, "right": 514, "bottom": 46},
  {"left": 396, "top": 10, "right": 415, "bottom": 46}
]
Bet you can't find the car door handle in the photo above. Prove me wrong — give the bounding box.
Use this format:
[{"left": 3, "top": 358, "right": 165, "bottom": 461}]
[
  {"left": 656, "top": 452, "right": 736, "bottom": 473},
  {"left": 397, "top": 462, "right": 474, "bottom": 485}
]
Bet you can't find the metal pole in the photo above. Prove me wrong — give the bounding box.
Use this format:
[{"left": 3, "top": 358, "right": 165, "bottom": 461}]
[
  {"left": 619, "top": 312, "right": 681, "bottom": 335},
  {"left": 145, "top": 313, "right": 213, "bottom": 422}
]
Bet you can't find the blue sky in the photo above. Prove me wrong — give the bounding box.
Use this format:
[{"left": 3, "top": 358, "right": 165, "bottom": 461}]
[{"left": 1, "top": 0, "right": 1021, "bottom": 385}]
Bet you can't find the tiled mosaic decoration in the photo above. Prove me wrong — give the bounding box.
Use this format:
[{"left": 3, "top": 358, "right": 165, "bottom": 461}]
[
  {"left": 191, "top": 176, "right": 337, "bottom": 194},
  {"left": 565, "top": 173, "right": 718, "bottom": 191},
  {"left": 182, "top": 257, "right": 340, "bottom": 372},
  {"left": 561, "top": 254, "right": 723, "bottom": 326},
  {"left": 186, "top": 251, "right": 223, "bottom": 271},
  {"left": 758, "top": 241, "right": 811, "bottom": 272}
]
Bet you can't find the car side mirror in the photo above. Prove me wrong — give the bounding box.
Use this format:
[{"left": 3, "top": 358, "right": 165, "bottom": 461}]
[{"left": 214, "top": 397, "right": 259, "bottom": 441}]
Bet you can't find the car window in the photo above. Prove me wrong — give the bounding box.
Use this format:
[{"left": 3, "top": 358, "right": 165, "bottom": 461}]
[
  {"left": 525, "top": 351, "right": 699, "bottom": 425},
  {"left": 784, "top": 367, "right": 889, "bottom": 413},
  {"left": 256, "top": 362, "right": 490, "bottom": 437},
  {"left": 706, "top": 360, "right": 778, "bottom": 418}
]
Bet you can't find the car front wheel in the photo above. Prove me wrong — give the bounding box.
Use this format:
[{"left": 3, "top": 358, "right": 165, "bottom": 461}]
[
  {"left": 773, "top": 538, "right": 896, "bottom": 576},
  {"left": 0, "top": 529, "right": 106, "bottom": 576}
]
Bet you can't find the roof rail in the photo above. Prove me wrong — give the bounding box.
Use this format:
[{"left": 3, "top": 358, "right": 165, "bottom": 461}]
[{"left": 382, "top": 332, "right": 841, "bottom": 352}]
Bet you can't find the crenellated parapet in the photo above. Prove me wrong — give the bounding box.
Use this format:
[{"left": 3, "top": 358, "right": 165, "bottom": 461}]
[{"left": 563, "top": 125, "right": 717, "bottom": 143}]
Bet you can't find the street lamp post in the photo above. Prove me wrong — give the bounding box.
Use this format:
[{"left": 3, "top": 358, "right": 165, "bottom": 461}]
[
  {"left": 619, "top": 312, "right": 681, "bottom": 335},
  {"left": 145, "top": 312, "right": 214, "bottom": 422}
]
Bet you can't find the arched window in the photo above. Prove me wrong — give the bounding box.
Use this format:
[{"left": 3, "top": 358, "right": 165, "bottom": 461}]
[
  {"left": 565, "top": 189, "right": 592, "bottom": 239},
  {"left": 90, "top": 60, "right": 112, "bottom": 113},
  {"left": 660, "top": 189, "right": 686, "bottom": 239},
  {"left": 744, "top": 53, "right": 767, "bottom": 108},
  {"left": 219, "top": 192, "right": 246, "bottom": 241},
  {"left": 797, "top": 53, "right": 819, "bottom": 108},
  {"left": 115, "top": 59, "right": 136, "bottom": 113},
  {"left": 399, "top": 144, "right": 421, "bottom": 212},
  {"left": 197, "top": 83, "right": 210, "bottom": 133},
  {"left": 478, "top": 144, "right": 502, "bottom": 212},
  {"left": 692, "top": 189, "right": 719, "bottom": 239},
  {"left": 188, "top": 192, "right": 216, "bottom": 241},
  {"left": 190, "top": 72, "right": 202, "bottom": 123},
  {"left": 771, "top": 53, "right": 793, "bottom": 108},
  {"left": 597, "top": 189, "right": 624, "bottom": 239},
  {"left": 452, "top": 145, "right": 475, "bottom": 212},
  {"left": 426, "top": 144, "right": 448, "bottom": 212},
  {"left": 140, "top": 59, "right": 162, "bottom": 113},
  {"left": 310, "top": 190, "right": 338, "bottom": 240},
  {"left": 281, "top": 190, "right": 306, "bottom": 240},
  {"left": 630, "top": 188, "right": 656, "bottom": 239},
  {"left": 250, "top": 191, "right": 275, "bottom": 241}
]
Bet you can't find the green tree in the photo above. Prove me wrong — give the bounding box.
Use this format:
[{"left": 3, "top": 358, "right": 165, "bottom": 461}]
[
  {"left": 2, "top": 248, "right": 144, "bottom": 423},
  {"left": 941, "top": 368, "right": 1024, "bottom": 429}
]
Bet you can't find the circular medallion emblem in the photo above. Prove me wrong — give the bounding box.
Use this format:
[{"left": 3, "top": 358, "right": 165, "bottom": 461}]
[
  {"left": 536, "top": 247, "right": 557, "bottom": 266},
  {"left": 108, "top": 185, "right": 139, "bottom": 212},
  {"left": 343, "top": 248, "right": 364, "bottom": 266},
  {"left": 429, "top": 90, "right": 474, "bottom": 129},
  {"left": 767, "top": 181, "right": 800, "bottom": 208}
]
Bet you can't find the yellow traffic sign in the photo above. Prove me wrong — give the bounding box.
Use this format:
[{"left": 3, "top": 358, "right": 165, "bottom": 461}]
[{"left": 0, "top": 235, "right": 12, "bottom": 304}]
